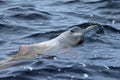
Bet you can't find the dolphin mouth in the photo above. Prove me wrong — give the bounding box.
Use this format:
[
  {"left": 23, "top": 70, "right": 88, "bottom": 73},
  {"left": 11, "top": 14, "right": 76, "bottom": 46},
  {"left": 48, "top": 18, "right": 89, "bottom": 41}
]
[{"left": 78, "top": 39, "right": 83, "bottom": 45}]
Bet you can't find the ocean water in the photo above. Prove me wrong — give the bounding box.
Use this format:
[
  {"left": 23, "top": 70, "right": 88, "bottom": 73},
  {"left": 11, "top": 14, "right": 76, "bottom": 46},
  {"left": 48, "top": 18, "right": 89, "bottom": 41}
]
[{"left": 0, "top": 0, "right": 120, "bottom": 80}]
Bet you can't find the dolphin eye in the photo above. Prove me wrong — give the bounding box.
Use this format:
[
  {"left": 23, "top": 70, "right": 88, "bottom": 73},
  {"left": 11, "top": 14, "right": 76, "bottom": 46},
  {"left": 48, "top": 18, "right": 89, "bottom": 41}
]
[{"left": 70, "top": 29, "right": 74, "bottom": 33}]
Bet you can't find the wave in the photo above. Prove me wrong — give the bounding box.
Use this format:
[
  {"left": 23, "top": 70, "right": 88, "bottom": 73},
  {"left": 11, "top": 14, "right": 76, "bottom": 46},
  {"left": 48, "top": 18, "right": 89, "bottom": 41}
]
[
  {"left": 10, "top": 12, "right": 50, "bottom": 20},
  {"left": 0, "top": 23, "right": 34, "bottom": 32},
  {"left": 6, "top": 6, "right": 51, "bottom": 20},
  {"left": 1, "top": 58, "right": 120, "bottom": 80}
]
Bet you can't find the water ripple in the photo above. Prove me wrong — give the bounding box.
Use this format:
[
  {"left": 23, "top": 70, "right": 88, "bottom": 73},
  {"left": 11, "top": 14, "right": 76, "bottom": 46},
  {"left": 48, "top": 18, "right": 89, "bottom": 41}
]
[{"left": 0, "top": 0, "right": 120, "bottom": 80}]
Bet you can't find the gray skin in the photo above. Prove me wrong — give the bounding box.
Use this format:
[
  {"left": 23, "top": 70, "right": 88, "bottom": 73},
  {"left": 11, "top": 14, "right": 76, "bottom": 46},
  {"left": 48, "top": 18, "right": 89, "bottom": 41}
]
[{"left": 8, "top": 25, "right": 97, "bottom": 61}]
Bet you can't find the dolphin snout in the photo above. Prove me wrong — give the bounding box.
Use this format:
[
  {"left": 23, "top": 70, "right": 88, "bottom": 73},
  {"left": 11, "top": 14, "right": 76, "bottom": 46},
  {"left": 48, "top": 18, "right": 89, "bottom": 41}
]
[{"left": 82, "top": 25, "right": 98, "bottom": 34}]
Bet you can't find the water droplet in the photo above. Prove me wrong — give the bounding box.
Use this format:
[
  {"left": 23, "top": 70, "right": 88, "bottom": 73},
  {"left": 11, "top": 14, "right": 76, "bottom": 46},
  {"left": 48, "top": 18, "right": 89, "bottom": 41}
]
[
  {"left": 53, "top": 56, "right": 57, "bottom": 60},
  {"left": 28, "top": 67, "right": 33, "bottom": 71},
  {"left": 112, "top": 20, "right": 115, "bottom": 24},
  {"left": 104, "top": 65, "right": 109, "bottom": 69},
  {"left": 80, "top": 63, "right": 86, "bottom": 67},
  {"left": 110, "top": 49, "right": 114, "bottom": 52},
  {"left": 90, "top": 14, "right": 93, "bottom": 17},
  {"left": 83, "top": 73, "right": 88, "bottom": 78},
  {"left": 58, "top": 69, "right": 61, "bottom": 71},
  {"left": 71, "top": 76, "right": 74, "bottom": 80},
  {"left": 23, "top": 66, "right": 33, "bottom": 71},
  {"left": 47, "top": 76, "right": 52, "bottom": 79}
]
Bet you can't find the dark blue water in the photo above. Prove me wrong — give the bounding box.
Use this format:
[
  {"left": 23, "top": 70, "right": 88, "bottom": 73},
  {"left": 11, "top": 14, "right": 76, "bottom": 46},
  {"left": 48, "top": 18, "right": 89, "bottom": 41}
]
[{"left": 0, "top": 0, "right": 120, "bottom": 80}]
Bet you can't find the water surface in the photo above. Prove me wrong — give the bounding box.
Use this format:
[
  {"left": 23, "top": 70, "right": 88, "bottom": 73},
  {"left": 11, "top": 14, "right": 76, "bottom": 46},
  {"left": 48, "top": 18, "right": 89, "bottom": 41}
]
[{"left": 0, "top": 0, "right": 120, "bottom": 80}]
